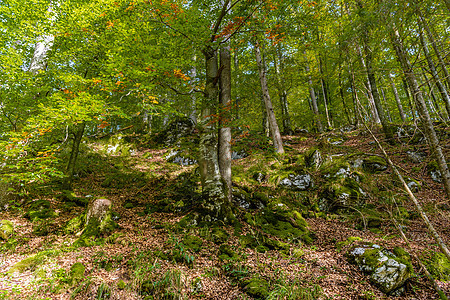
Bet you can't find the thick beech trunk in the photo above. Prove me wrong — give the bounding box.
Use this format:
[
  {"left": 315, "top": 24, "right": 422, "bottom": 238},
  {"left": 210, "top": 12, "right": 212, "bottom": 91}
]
[
  {"left": 390, "top": 29, "right": 450, "bottom": 199},
  {"left": 218, "top": 45, "right": 232, "bottom": 201},
  {"left": 254, "top": 42, "right": 284, "bottom": 154},
  {"left": 198, "top": 47, "right": 232, "bottom": 221}
]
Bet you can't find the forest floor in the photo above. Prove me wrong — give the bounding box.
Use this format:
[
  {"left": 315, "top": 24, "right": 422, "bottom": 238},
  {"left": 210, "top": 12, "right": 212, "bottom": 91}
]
[{"left": 0, "top": 125, "right": 449, "bottom": 300}]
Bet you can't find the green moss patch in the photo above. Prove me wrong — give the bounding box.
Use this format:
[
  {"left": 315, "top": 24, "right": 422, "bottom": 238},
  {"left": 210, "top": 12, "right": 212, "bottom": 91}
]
[
  {"left": 251, "top": 205, "right": 312, "bottom": 244},
  {"left": 24, "top": 200, "right": 57, "bottom": 221},
  {"left": 69, "top": 262, "right": 85, "bottom": 285},
  {"left": 8, "top": 250, "right": 57, "bottom": 274},
  {"left": 183, "top": 235, "right": 203, "bottom": 252},
  {"left": 218, "top": 244, "right": 240, "bottom": 261},
  {"left": 243, "top": 276, "right": 269, "bottom": 299},
  {"left": 0, "top": 220, "right": 14, "bottom": 240},
  {"left": 421, "top": 250, "right": 450, "bottom": 281}
]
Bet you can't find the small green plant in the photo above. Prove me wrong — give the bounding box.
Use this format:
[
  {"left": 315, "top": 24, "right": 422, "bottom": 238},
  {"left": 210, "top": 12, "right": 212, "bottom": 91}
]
[
  {"left": 267, "top": 277, "right": 324, "bottom": 300},
  {"left": 96, "top": 283, "right": 111, "bottom": 300},
  {"left": 70, "top": 277, "right": 93, "bottom": 300},
  {"left": 128, "top": 250, "right": 160, "bottom": 290},
  {"left": 147, "top": 269, "right": 186, "bottom": 300}
]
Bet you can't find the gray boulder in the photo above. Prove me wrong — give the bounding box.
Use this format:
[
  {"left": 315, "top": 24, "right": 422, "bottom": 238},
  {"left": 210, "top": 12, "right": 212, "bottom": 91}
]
[
  {"left": 160, "top": 118, "right": 195, "bottom": 146},
  {"left": 305, "top": 149, "right": 322, "bottom": 169},
  {"left": 347, "top": 243, "right": 412, "bottom": 294},
  {"left": 406, "top": 151, "right": 426, "bottom": 163},
  {"left": 231, "top": 150, "right": 248, "bottom": 160},
  {"left": 279, "top": 174, "right": 313, "bottom": 191},
  {"left": 166, "top": 150, "right": 197, "bottom": 166}
]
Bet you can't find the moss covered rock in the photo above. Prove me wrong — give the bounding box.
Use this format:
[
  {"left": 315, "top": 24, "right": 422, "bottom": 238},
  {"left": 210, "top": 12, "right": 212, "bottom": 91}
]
[
  {"left": 421, "top": 250, "right": 450, "bottom": 281},
  {"left": 64, "top": 215, "right": 84, "bottom": 235},
  {"left": 24, "top": 200, "right": 57, "bottom": 221},
  {"left": 211, "top": 227, "right": 228, "bottom": 244},
  {"left": 305, "top": 148, "right": 323, "bottom": 170},
  {"left": 248, "top": 204, "right": 312, "bottom": 244},
  {"left": 319, "top": 178, "right": 365, "bottom": 212},
  {"left": 347, "top": 242, "right": 412, "bottom": 294},
  {"left": 117, "top": 279, "right": 126, "bottom": 290},
  {"left": 183, "top": 235, "right": 203, "bottom": 252},
  {"left": 0, "top": 220, "right": 14, "bottom": 240},
  {"left": 243, "top": 276, "right": 269, "bottom": 299},
  {"left": 69, "top": 262, "right": 85, "bottom": 285},
  {"left": 218, "top": 244, "right": 240, "bottom": 261},
  {"left": 362, "top": 155, "right": 388, "bottom": 173},
  {"left": 8, "top": 250, "right": 56, "bottom": 274}
]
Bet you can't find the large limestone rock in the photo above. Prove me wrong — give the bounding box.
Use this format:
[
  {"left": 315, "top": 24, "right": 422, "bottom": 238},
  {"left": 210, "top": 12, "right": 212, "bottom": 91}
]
[
  {"left": 279, "top": 174, "right": 314, "bottom": 191},
  {"left": 305, "top": 149, "right": 323, "bottom": 170},
  {"left": 159, "top": 117, "right": 195, "bottom": 146},
  {"left": 347, "top": 243, "right": 413, "bottom": 294}
]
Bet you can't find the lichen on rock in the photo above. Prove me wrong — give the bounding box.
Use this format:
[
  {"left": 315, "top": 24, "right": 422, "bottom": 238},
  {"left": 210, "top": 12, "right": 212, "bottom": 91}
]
[{"left": 346, "top": 241, "right": 412, "bottom": 294}]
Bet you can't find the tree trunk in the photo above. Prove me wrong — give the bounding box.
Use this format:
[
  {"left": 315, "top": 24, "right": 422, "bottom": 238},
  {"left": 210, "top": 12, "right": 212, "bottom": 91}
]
[
  {"left": 423, "top": 71, "right": 446, "bottom": 121},
  {"left": 254, "top": 42, "right": 284, "bottom": 154},
  {"left": 418, "top": 22, "right": 450, "bottom": 119},
  {"left": 218, "top": 45, "right": 232, "bottom": 201},
  {"left": 189, "top": 55, "right": 198, "bottom": 124},
  {"left": 64, "top": 121, "right": 86, "bottom": 190},
  {"left": 29, "top": 5, "right": 55, "bottom": 74},
  {"left": 279, "top": 91, "right": 293, "bottom": 135},
  {"left": 402, "top": 78, "right": 417, "bottom": 122},
  {"left": 356, "top": 45, "right": 380, "bottom": 123},
  {"left": 339, "top": 68, "right": 353, "bottom": 125},
  {"left": 273, "top": 47, "right": 293, "bottom": 135},
  {"left": 362, "top": 40, "right": 393, "bottom": 140},
  {"left": 390, "top": 28, "right": 450, "bottom": 199},
  {"left": 389, "top": 74, "right": 406, "bottom": 122},
  {"left": 305, "top": 53, "right": 323, "bottom": 132},
  {"left": 318, "top": 56, "right": 332, "bottom": 129},
  {"left": 419, "top": 10, "right": 450, "bottom": 91},
  {"left": 198, "top": 47, "right": 232, "bottom": 222}
]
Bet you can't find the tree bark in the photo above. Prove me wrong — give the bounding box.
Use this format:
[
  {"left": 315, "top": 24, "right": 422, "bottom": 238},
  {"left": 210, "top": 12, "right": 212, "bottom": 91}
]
[
  {"left": 418, "top": 10, "right": 450, "bottom": 91},
  {"left": 218, "top": 44, "right": 232, "bottom": 201},
  {"left": 305, "top": 53, "right": 323, "bottom": 132},
  {"left": 362, "top": 39, "right": 393, "bottom": 140},
  {"left": 356, "top": 45, "right": 380, "bottom": 124},
  {"left": 64, "top": 121, "right": 85, "bottom": 190},
  {"left": 274, "top": 49, "right": 293, "bottom": 135},
  {"left": 254, "top": 41, "right": 284, "bottom": 154},
  {"left": 198, "top": 47, "right": 232, "bottom": 222},
  {"left": 29, "top": 5, "right": 55, "bottom": 74},
  {"left": 390, "top": 28, "right": 450, "bottom": 199},
  {"left": 318, "top": 56, "right": 332, "bottom": 129},
  {"left": 418, "top": 21, "right": 450, "bottom": 119},
  {"left": 389, "top": 74, "right": 406, "bottom": 122}
]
